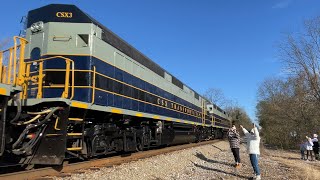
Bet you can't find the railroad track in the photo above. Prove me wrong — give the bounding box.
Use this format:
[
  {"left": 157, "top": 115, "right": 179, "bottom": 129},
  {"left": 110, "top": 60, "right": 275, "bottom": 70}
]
[{"left": 0, "top": 140, "right": 221, "bottom": 180}]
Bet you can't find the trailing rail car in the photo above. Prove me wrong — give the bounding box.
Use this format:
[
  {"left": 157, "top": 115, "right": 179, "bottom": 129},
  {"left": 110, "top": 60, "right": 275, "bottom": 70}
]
[{"left": 0, "top": 4, "right": 231, "bottom": 166}]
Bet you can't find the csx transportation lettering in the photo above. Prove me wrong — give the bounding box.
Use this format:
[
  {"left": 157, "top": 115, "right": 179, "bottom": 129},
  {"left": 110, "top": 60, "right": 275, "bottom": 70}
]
[
  {"left": 56, "top": 12, "right": 73, "bottom": 18},
  {"left": 157, "top": 98, "right": 168, "bottom": 107}
]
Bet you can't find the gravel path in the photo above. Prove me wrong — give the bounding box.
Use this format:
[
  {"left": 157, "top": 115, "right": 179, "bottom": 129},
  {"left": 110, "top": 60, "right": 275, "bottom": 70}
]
[{"left": 52, "top": 141, "right": 310, "bottom": 180}]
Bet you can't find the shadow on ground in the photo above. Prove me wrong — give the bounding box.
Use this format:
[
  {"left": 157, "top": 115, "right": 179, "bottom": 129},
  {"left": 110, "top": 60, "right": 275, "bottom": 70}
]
[
  {"left": 192, "top": 162, "right": 251, "bottom": 179},
  {"left": 211, "top": 145, "right": 224, "bottom": 151}
]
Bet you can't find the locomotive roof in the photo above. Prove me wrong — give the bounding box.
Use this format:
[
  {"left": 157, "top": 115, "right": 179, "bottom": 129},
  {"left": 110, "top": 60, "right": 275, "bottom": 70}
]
[{"left": 27, "top": 4, "right": 208, "bottom": 107}]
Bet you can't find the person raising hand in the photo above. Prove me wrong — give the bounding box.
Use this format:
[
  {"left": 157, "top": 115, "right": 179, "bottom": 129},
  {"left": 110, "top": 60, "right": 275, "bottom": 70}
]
[{"left": 240, "top": 124, "right": 261, "bottom": 180}]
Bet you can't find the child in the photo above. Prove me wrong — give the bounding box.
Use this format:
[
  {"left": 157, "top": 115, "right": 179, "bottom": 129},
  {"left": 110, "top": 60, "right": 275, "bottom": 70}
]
[{"left": 299, "top": 140, "right": 306, "bottom": 160}]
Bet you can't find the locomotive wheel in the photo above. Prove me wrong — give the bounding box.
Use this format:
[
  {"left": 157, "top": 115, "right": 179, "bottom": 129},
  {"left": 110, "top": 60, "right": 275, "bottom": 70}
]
[{"left": 136, "top": 139, "right": 143, "bottom": 152}]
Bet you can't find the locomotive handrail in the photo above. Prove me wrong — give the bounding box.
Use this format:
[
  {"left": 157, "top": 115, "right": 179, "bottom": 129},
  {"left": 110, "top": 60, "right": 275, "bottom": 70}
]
[
  {"left": 70, "top": 59, "right": 75, "bottom": 100},
  {"left": 7, "top": 48, "right": 13, "bottom": 84},
  {"left": 91, "top": 66, "right": 96, "bottom": 104},
  {"left": 0, "top": 37, "right": 27, "bottom": 54},
  {"left": 211, "top": 115, "right": 215, "bottom": 126},
  {"left": 201, "top": 99, "right": 206, "bottom": 126},
  {"left": 23, "top": 56, "right": 75, "bottom": 100},
  {"left": 0, "top": 36, "right": 28, "bottom": 86}
]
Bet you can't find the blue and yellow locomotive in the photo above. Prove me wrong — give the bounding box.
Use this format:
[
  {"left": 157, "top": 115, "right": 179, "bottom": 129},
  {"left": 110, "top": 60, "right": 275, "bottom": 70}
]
[{"left": 0, "top": 4, "right": 231, "bottom": 166}]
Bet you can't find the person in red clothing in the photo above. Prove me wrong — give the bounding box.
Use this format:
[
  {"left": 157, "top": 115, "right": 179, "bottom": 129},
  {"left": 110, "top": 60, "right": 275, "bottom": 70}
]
[{"left": 227, "top": 124, "right": 241, "bottom": 168}]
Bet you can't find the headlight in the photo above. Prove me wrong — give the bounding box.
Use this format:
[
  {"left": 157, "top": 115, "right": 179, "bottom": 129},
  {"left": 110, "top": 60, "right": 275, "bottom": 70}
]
[
  {"left": 30, "top": 24, "right": 36, "bottom": 32},
  {"left": 30, "top": 21, "right": 44, "bottom": 33}
]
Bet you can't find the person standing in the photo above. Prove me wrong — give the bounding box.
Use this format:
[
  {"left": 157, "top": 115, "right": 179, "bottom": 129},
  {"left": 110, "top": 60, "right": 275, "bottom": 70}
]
[
  {"left": 240, "top": 124, "right": 261, "bottom": 180},
  {"left": 299, "top": 140, "right": 306, "bottom": 160},
  {"left": 311, "top": 134, "right": 319, "bottom": 160},
  {"left": 227, "top": 124, "right": 241, "bottom": 168},
  {"left": 306, "top": 136, "right": 314, "bottom": 161}
]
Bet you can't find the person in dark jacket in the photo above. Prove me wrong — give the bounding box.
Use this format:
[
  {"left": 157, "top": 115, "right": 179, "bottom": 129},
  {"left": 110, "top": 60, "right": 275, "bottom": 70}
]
[
  {"left": 227, "top": 124, "right": 241, "bottom": 168},
  {"left": 312, "top": 134, "right": 319, "bottom": 160},
  {"left": 299, "top": 140, "right": 307, "bottom": 160}
]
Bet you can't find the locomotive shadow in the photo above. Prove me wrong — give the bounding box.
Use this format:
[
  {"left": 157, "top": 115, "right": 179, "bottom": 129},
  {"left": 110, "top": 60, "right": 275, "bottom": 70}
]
[
  {"left": 120, "top": 152, "right": 133, "bottom": 157},
  {"left": 195, "top": 152, "right": 233, "bottom": 166}
]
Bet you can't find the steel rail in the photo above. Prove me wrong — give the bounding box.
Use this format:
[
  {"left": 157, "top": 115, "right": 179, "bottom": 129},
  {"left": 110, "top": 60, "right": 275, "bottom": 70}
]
[{"left": 0, "top": 140, "right": 221, "bottom": 180}]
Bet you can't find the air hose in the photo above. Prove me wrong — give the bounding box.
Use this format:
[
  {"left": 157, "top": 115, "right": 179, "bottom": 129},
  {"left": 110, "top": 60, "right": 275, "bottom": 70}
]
[
  {"left": 12, "top": 107, "right": 63, "bottom": 150},
  {"left": 9, "top": 95, "right": 22, "bottom": 124},
  {"left": 12, "top": 125, "right": 47, "bottom": 155}
]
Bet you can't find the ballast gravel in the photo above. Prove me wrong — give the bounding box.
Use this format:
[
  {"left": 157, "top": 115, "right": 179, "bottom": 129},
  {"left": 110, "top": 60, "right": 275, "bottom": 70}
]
[{"left": 53, "top": 141, "right": 302, "bottom": 180}]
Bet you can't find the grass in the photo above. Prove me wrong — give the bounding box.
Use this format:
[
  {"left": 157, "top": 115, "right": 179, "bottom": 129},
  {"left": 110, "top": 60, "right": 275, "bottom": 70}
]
[
  {"left": 276, "top": 157, "right": 320, "bottom": 180},
  {"left": 264, "top": 147, "right": 320, "bottom": 180}
]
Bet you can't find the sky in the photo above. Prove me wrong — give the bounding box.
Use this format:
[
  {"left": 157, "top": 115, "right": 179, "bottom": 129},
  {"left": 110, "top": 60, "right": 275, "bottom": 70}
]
[{"left": 1, "top": 0, "right": 320, "bottom": 122}]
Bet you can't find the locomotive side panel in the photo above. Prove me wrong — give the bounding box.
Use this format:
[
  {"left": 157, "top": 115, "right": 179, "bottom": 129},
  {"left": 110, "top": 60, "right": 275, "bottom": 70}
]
[{"left": 24, "top": 21, "right": 207, "bottom": 126}]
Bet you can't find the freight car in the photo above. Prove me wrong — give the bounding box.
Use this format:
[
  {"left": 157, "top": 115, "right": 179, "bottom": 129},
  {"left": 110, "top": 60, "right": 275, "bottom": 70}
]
[{"left": 0, "top": 4, "right": 231, "bottom": 167}]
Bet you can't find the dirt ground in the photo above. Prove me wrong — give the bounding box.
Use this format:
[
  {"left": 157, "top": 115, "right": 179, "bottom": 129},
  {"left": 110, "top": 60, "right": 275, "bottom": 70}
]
[
  {"left": 263, "top": 147, "right": 320, "bottom": 180},
  {"left": 53, "top": 141, "right": 320, "bottom": 180}
]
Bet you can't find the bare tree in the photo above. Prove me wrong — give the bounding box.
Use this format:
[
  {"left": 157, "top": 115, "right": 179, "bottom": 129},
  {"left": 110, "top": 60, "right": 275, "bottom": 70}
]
[
  {"left": 203, "top": 87, "right": 252, "bottom": 128},
  {"left": 256, "top": 16, "right": 320, "bottom": 149},
  {"left": 257, "top": 76, "right": 320, "bottom": 149},
  {"left": 280, "top": 16, "right": 320, "bottom": 104},
  {"left": 225, "top": 106, "right": 253, "bottom": 130},
  {"left": 0, "top": 38, "right": 10, "bottom": 50},
  {"left": 203, "top": 88, "right": 232, "bottom": 109}
]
